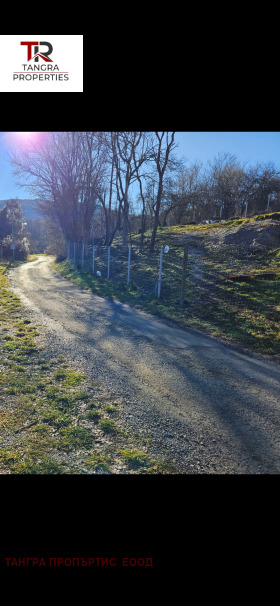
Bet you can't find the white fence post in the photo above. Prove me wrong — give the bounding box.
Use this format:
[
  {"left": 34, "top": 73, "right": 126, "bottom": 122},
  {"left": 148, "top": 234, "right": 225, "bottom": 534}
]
[
  {"left": 107, "top": 246, "right": 110, "bottom": 279},
  {"left": 127, "top": 245, "right": 131, "bottom": 285},
  {"left": 180, "top": 245, "right": 188, "bottom": 305},
  {"left": 157, "top": 247, "right": 163, "bottom": 298},
  {"left": 92, "top": 245, "right": 95, "bottom": 274}
]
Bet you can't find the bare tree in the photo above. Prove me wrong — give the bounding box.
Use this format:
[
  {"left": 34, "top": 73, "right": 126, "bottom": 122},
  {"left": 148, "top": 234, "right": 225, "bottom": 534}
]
[
  {"left": 204, "top": 155, "right": 280, "bottom": 219},
  {"left": 149, "top": 132, "right": 176, "bottom": 252},
  {"left": 163, "top": 161, "right": 204, "bottom": 224},
  {"left": 112, "top": 132, "right": 151, "bottom": 249},
  {"left": 247, "top": 161, "right": 280, "bottom": 214},
  {"left": 10, "top": 132, "right": 105, "bottom": 249},
  {"left": 203, "top": 153, "right": 244, "bottom": 219},
  {"left": 94, "top": 133, "right": 121, "bottom": 246}
]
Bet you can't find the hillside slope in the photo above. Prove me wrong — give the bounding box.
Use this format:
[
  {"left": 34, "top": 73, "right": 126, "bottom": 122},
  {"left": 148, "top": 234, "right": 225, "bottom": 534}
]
[
  {"left": 164, "top": 217, "right": 280, "bottom": 251},
  {"left": 54, "top": 215, "right": 280, "bottom": 359},
  {"left": 0, "top": 199, "right": 43, "bottom": 219}
]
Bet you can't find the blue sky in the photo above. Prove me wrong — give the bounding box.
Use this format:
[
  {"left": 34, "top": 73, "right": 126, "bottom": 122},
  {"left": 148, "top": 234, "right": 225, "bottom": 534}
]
[
  {"left": 0, "top": 131, "right": 280, "bottom": 201},
  {"left": 174, "top": 132, "right": 280, "bottom": 167}
]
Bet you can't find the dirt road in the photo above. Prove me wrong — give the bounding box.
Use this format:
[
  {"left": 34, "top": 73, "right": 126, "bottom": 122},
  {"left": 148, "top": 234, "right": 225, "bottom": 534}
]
[{"left": 8, "top": 255, "right": 280, "bottom": 473}]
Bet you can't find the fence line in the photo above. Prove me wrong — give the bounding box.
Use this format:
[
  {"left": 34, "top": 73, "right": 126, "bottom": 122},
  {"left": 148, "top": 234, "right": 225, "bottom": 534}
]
[{"left": 66, "top": 240, "right": 189, "bottom": 301}]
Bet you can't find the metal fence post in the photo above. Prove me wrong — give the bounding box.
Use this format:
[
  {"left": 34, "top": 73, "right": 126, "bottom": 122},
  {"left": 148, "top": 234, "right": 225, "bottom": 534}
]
[
  {"left": 157, "top": 247, "right": 163, "bottom": 298},
  {"left": 127, "top": 245, "right": 131, "bottom": 285},
  {"left": 107, "top": 246, "right": 110, "bottom": 279},
  {"left": 92, "top": 245, "right": 95, "bottom": 274},
  {"left": 180, "top": 245, "right": 188, "bottom": 305}
]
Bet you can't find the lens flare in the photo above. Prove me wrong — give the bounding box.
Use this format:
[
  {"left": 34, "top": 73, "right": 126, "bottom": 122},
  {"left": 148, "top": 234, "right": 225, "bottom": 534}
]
[
  {"left": 2, "top": 131, "right": 45, "bottom": 151},
  {"left": 14, "top": 132, "right": 40, "bottom": 142},
  {"left": 16, "top": 132, "right": 32, "bottom": 137}
]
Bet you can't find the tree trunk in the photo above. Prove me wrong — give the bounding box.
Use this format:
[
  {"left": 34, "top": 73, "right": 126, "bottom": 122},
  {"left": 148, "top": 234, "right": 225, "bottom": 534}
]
[
  {"left": 122, "top": 193, "right": 129, "bottom": 249},
  {"left": 149, "top": 180, "right": 163, "bottom": 253},
  {"left": 140, "top": 210, "right": 146, "bottom": 250}
]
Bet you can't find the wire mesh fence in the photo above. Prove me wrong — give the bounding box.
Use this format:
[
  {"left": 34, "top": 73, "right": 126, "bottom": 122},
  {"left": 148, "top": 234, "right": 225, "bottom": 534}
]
[{"left": 66, "top": 240, "right": 188, "bottom": 303}]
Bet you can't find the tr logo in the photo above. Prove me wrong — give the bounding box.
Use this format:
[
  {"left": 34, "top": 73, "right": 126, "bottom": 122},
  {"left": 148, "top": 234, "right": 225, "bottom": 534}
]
[{"left": 21, "top": 41, "right": 53, "bottom": 62}]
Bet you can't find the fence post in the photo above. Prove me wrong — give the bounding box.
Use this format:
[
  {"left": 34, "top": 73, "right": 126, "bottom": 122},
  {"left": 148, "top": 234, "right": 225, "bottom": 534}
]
[
  {"left": 157, "top": 247, "right": 164, "bottom": 298},
  {"left": 127, "top": 245, "right": 131, "bottom": 285},
  {"left": 92, "top": 245, "right": 95, "bottom": 274},
  {"left": 107, "top": 246, "right": 110, "bottom": 279},
  {"left": 180, "top": 245, "right": 188, "bottom": 305}
]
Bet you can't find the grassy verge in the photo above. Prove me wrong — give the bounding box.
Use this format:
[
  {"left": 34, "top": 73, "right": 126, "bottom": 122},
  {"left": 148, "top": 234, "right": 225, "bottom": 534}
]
[
  {"left": 0, "top": 262, "right": 175, "bottom": 474},
  {"left": 53, "top": 222, "right": 280, "bottom": 358},
  {"left": 155, "top": 210, "right": 280, "bottom": 235},
  {"left": 187, "top": 246, "right": 280, "bottom": 356}
]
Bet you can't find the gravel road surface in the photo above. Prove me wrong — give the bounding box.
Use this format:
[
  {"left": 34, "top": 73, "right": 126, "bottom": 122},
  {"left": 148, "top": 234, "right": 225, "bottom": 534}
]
[{"left": 8, "top": 256, "right": 280, "bottom": 474}]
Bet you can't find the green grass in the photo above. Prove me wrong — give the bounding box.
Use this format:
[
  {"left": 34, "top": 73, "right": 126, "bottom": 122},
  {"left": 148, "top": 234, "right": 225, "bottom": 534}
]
[
  {"left": 53, "top": 369, "right": 86, "bottom": 387},
  {"left": 104, "top": 405, "right": 118, "bottom": 415},
  {"left": 85, "top": 453, "right": 112, "bottom": 472},
  {"left": 120, "top": 449, "right": 151, "bottom": 470},
  {"left": 118, "top": 448, "right": 175, "bottom": 474},
  {"left": 58, "top": 426, "right": 95, "bottom": 451},
  {"left": 155, "top": 211, "right": 280, "bottom": 233},
  {"left": 86, "top": 409, "right": 102, "bottom": 423},
  {"left": 99, "top": 419, "right": 118, "bottom": 435}
]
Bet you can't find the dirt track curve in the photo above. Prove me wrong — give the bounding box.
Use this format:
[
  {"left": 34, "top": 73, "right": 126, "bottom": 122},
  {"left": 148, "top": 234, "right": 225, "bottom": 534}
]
[{"left": 7, "top": 255, "right": 280, "bottom": 474}]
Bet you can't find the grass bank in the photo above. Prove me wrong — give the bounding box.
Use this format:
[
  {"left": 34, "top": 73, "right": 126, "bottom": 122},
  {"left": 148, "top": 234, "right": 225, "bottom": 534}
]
[
  {"left": 53, "top": 222, "right": 280, "bottom": 358},
  {"left": 0, "top": 261, "right": 174, "bottom": 474}
]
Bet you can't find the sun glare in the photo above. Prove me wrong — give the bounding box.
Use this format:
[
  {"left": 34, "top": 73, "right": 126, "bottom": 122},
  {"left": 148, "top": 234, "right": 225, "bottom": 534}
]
[
  {"left": 15, "top": 132, "right": 39, "bottom": 141},
  {"left": 17, "top": 132, "right": 32, "bottom": 137},
  {"left": 3, "top": 131, "right": 45, "bottom": 151}
]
